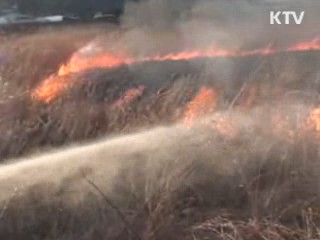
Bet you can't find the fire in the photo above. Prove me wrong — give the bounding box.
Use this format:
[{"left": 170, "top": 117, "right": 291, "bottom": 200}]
[
  {"left": 112, "top": 86, "right": 145, "bottom": 108},
  {"left": 147, "top": 48, "right": 236, "bottom": 62},
  {"left": 31, "top": 38, "right": 320, "bottom": 103},
  {"left": 32, "top": 52, "right": 132, "bottom": 103},
  {"left": 32, "top": 75, "right": 72, "bottom": 103},
  {"left": 183, "top": 86, "right": 218, "bottom": 127},
  {"left": 287, "top": 38, "right": 320, "bottom": 51},
  {"left": 57, "top": 53, "right": 132, "bottom": 76}
]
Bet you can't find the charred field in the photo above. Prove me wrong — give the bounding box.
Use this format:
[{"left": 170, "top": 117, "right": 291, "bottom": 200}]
[{"left": 0, "top": 25, "right": 319, "bottom": 240}]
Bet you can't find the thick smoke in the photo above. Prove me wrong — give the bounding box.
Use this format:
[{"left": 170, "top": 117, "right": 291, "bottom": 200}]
[
  {"left": 0, "top": 104, "right": 318, "bottom": 209},
  {"left": 0, "top": 123, "right": 220, "bottom": 204},
  {"left": 115, "top": 0, "right": 319, "bottom": 54}
]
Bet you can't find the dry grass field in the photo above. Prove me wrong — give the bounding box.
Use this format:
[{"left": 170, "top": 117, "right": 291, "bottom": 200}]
[{"left": 0, "top": 22, "right": 319, "bottom": 240}]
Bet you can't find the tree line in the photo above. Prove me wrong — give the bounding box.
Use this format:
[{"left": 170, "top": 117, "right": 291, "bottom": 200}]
[{"left": 1, "top": 0, "right": 128, "bottom": 17}]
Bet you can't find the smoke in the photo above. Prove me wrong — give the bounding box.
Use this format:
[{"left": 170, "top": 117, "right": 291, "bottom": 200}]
[
  {"left": 0, "top": 123, "right": 219, "bottom": 204},
  {"left": 0, "top": 102, "right": 318, "bottom": 207},
  {"left": 54, "top": 0, "right": 319, "bottom": 96},
  {"left": 116, "top": 0, "right": 319, "bottom": 54},
  {"left": 1, "top": 0, "right": 319, "bottom": 204}
]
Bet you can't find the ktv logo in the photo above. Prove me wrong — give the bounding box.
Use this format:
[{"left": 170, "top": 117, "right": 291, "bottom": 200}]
[{"left": 270, "top": 11, "right": 305, "bottom": 25}]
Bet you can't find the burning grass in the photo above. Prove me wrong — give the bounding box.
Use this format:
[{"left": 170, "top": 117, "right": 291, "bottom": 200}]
[
  {"left": 0, "top": 23, "right": 114, "bottom": 101},
  {"left": 31, "top": 37, "right": 320, "bottom": 103},
  {"left": 0, "top": 26, "right": 319, "bottom": 239},
  {"left": 0, "top": 48, "right": 319, "bottom": 161}
]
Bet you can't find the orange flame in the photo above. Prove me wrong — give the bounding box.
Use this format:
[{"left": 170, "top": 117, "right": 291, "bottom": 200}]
[
  {"left": 112, "top": 86, "right": 145, "bottom": 108},
  {"left": 183, "top": 86, "right": 218, "bottom": 127},
  {"left": 287, "top": 38, "right": 320, "bottom": 51},
  {"left": 32, "top": 75, "right": 72, "bottom": 103},
  {"left": 31, "top": 38, "right": 320, "bottom": 103},
  {"left": 32, "top": 52, "right": 132, "bottom": 103},
  {"left": 147, "top": 48, "right": 236, "bottom": 61}
]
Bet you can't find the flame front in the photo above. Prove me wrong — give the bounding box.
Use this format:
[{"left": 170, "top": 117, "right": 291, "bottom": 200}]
[
  {"left": 32, "top": 52, "right": 133, "bottom": 103},
  {"left": 31, "top": 38, "right": 320, "bottom": 103},
  {"left": 288, "top": 38, "right": 320, "bottom": 51}
]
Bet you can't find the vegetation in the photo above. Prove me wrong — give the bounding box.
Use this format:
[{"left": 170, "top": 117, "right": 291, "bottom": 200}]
[
  {"left": 0, "top": 0, "right": 126, "bottom": 17},
  {"left": 0, "top": 24, "right": 319, "bottom": 240}
]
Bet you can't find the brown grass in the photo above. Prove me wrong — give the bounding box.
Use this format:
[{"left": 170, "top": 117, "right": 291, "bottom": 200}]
[
  {"left": 0, "top": 23, "right": 116, "bottom": 98},
  {"left": 0, "top": 121, "right": 319, "bottom": 240},
  {"left": 0, "top": 25, "right": 319, "bottom": 240}
]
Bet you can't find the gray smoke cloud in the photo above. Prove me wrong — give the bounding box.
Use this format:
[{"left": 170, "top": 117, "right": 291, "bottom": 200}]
[{"left": 116, "top": 0, "right": 319, "bottom": 54}]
